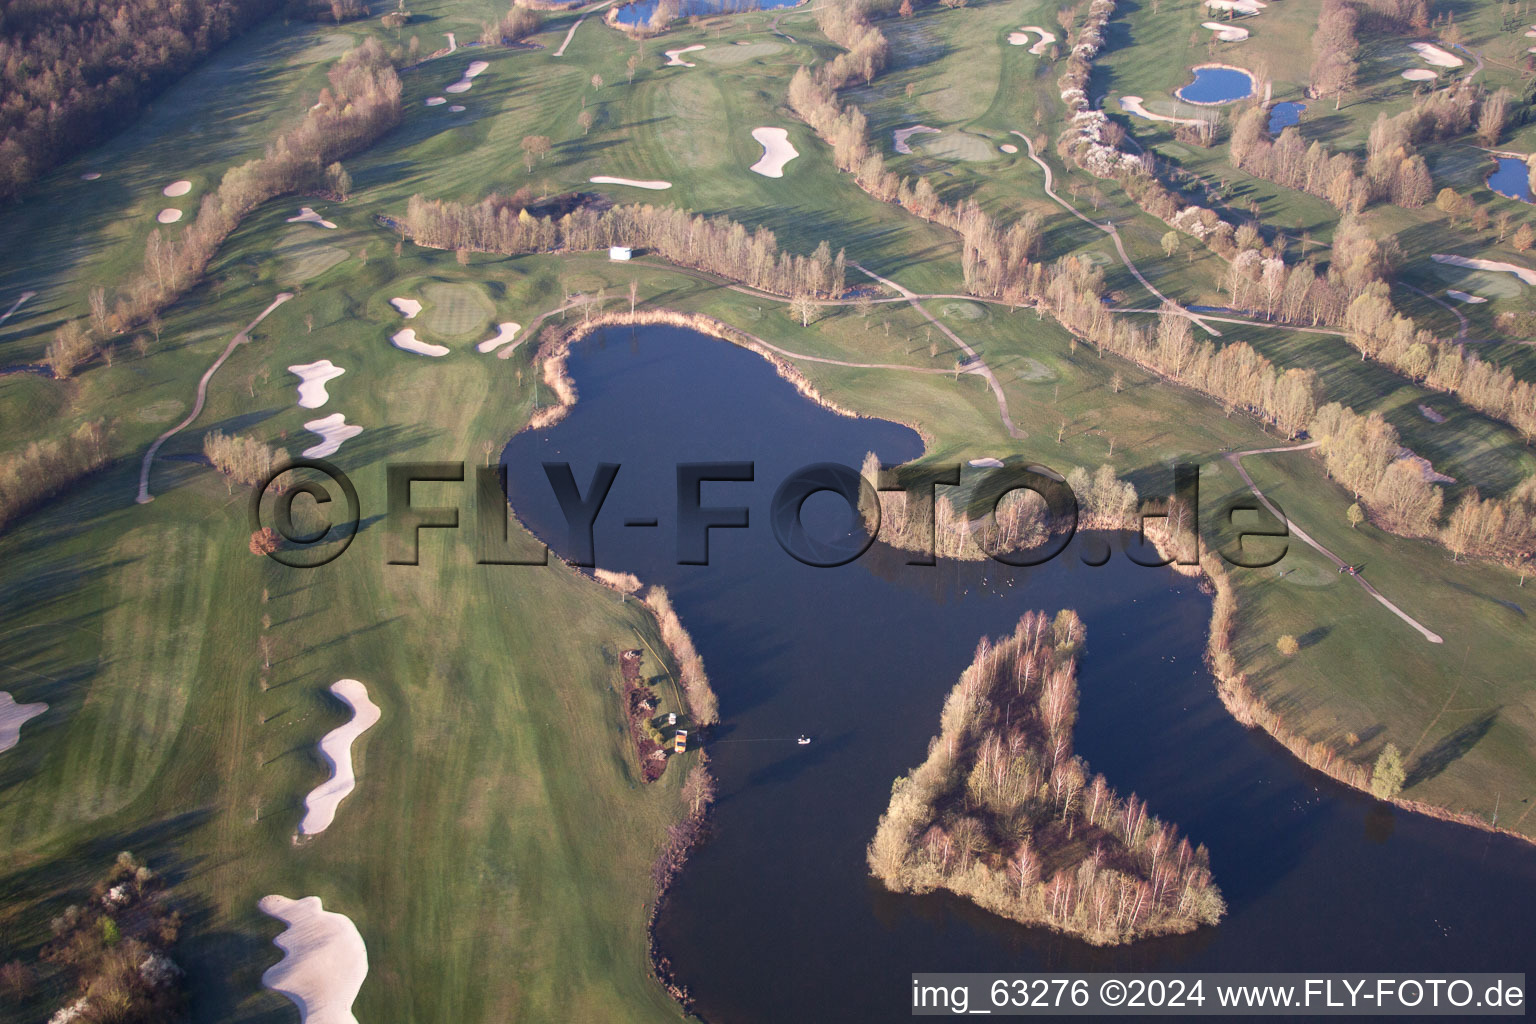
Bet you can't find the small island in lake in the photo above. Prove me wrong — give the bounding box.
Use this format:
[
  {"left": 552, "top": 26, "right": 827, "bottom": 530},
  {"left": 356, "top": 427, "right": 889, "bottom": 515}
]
[{"left": 867, "top": 610, "right": 1224, "bottom": 945}]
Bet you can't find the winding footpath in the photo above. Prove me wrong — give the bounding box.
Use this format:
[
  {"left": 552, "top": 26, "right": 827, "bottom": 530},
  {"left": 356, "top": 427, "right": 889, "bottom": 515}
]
[
  {"left": 137, "top": 293, "right": 294, "bottom": 504},
  {"left": 0, "top": 290, "right": 36, "bottom": 330},
  {"left": 852, "top": 263, "right": 1024, "bottom": 439},
  {"left": 1013, "top": 133, "right": 1220, "bottom": 338},
  {"left": 1226, "top": 442, "right": 1443, "bottom": 644},
  {"left": 552, "top": 0, "right": 614, "bottom": 58}
]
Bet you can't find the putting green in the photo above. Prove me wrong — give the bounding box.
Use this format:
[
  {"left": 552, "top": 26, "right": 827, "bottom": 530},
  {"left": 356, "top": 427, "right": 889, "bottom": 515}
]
[
  {"left": 133, "top": 398, "right": 186, "bottom": 424},
  {"left": 421, "top": 281, "right": 496, "bottom": 340},
  {"left": 1014, "top": 356, "right": 1057, "bottom": 383},
  {"left": 698, "top": 41, "right": 785, "bottom": 64},
  {"left": 912, "top": 132, "right": 998, "bottom": 163},
  {"left": 940, "top": 301, "right": 987, "bottom": 321},
  {"left": 289, "top": 32, "right": 359, "bottom": 67},
  {"left": 1424, "top": 262, "right": 1526, "bottom": 299}
]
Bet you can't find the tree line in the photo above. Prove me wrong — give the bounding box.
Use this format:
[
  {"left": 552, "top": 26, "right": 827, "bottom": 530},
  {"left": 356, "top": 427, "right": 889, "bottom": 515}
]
[
  {"left": 403, "top": 194, "right": 848, "bottom": 299},
  {"left": 0, "top": 419, "right": 110, "bottom": 535},
  {"left": 0, "top": 0, "right": 284, "bottom": 199},
  {"left": 867, "top": 611, "right": 1224, "bottom": 944}
]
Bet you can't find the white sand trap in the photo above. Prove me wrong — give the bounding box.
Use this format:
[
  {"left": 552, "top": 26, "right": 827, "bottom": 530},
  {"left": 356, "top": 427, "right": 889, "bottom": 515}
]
[
  {"left": 589, "top": 176, "right": 672, "bottom": 190},
  {"left": 1432, "top": 253, "right": 1536, "bottom": 286},
  {"left": 80, "top": 172, "right": 102, "bottom": 181},
  {"left": 287, "top": 207, "right": 338, "bottom": 230},
  {"left": 1409, "top": 42, "right": 1463, "bottom": 67},
  {"left": 1446, "top": 289, "right": 1488, "bottom": 304},
  {"left": 425, "top": 96, "right": 447, "bottom": 106},
  {"left": 298, "top": 679, "right": 381, "bottom": 836},
  {"left": 999, "top": 143, "right": 1019, "bottom": 153},
  {"left": 157, "top": 208, "right": 184, "bottom": 224},
  {"left": 288, "top": 360, "right": 346, "bottom": 409},
  {"left": 665, "top": 44, "right": 706, "bottom": 67},
  {"left": 893, "top": 125, "right": 941, "bottom": 154},
  {"left": 1202, "top": 20, "right": 1250, "bottom": 41},
  {"left": 390, "top": 297, "right": 422, "bottom": 318},
  {"left": 749, "top": 127, "right": 799, "bottom": 177},
  {"left": 301, "top": 413, "right": 363, "bottom": 458},
  {"left": 476, "top": 322, "right": 521, "bottom": 354},
  {"left": 0, "top": 692, "right": 48, "bottom": 753},
  {"left": 163, "top": 180, "right": 193, "bottom": 197},
  {"left": 259, "top": 895, "right": 367, "bottom": 1024},
  {"left": 1205, "top": 0, "right": 1265, "bottom": 12},
  {"left": 390, "top": 329, "right": 449, "bottom": 357},
  {"left": 449, "top": 104, "right": 466, "bottom": 112},
  {"left": 1419, "top": 404, "right": 1447, "bottom": 424},
  {"left": 1120, "top": 96, "right": 1207, "bottom": 126},
  {"left": 1402, "top": 68, "right": 1437, "bottom": 81},
  {"left": 968, "top": 457, "right": 1005, "bottom": 468},
  {"left": 1007, "top": 26, "right": 1057, "bottom": 54},
  {"left": 1526, "top": 26, "right": 1536, "bottom": 36}
]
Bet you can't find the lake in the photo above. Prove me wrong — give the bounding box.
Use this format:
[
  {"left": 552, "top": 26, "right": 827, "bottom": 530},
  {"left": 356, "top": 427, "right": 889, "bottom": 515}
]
[
  {"left": 1268, "top": 101, "right": 1305, "bottom": 134},
  {"left": 502, "top": 324, "right": 1536, "bottom": 1023},
  {"left": 1487, "top": 157, "right": 1532, "bottom": 203},
  {"left": 1176, "top": 66, "right": 1254, "bottom": 105},
  {"left": 612, "top": 0, "right": 799, "bottom": 27}
]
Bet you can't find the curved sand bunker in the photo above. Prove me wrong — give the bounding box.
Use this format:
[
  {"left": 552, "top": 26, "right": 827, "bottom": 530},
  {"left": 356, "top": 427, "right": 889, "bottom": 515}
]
[
  {"left": 390, "top": 297, "right": 422, "bottom": 318},
  {"left": 476, "top": 322, "right": 521, "bottom": 354},
  {"left": 425, "top": 96, "right": 446, "bottom": 106},
  {"left": 1409, "top": 41, "right": 1463, "bottom": 67},
  {"left": 1120, "top": 96, "right": 1207, "bottom": 126},
  {"left": 665, "top": 44, "right": 706, "bottom": 67},
  {"left": 1402, "top": 68, "right": 1437, "bottom": 81},
  {"left": 999, "top": 143, "right": 1019, "bottom": 153},
  {"left": 1433, "top": 253, "right": 1536, "bottom": 286},
  {"left": 589, "top": 176, "right": 672, "bottom": 190},
  {"left": 390, "top": 329, "right": 449, "bottom": 357},
  {"left": 157, "top": 208, "right": 184, "bottom": 224},
  {"left": 1007, "top": 26, "right": 1057, "bottom": 54},
  {"left": 163, "top": 180, "right": 193, "bottom": 197},
  {"left": 893, "top": 125, "right": 941, "bottom": 154},
  {"left": 301, "top": 413, "right": 363, "bottom": 458},
  {"left": 1203, "top": 20, "right": 1250, "bottom": 40},
  {"left": 967, "top": 457, "right": 1005, "bottom": 468},
  {"left": 259, "top": 895, "right": 367, "bottom": 1024},
  {"left": 446, "top": 59, "right": 489, "bottom": 94},
  {"left": 288, "top": 208, "right": 338, "bottom": 230},
  {"left": 81, "top": 172, "right": 102, "bottom": 181},
  {"left": 1, "top": 692, "right": 47, "bottom": 753},
  {"left": 749, "top": 127, "right": 799, "bottom": 177},
  {"left": 1446, "top": 289, "right": 1488, "bottom": 304},
  {"left": 450, "top": 104, "right": 466, "bottom": 112},
  {"left": 299, "top": 679, "right": 381, "bottom": 836},
  {"left": 288, "top": 360, "right": 346, "bottom": 409}
]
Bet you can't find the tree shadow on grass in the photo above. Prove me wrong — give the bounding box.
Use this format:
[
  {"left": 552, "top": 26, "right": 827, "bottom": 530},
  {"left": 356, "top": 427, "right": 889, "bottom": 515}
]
[{"left": 1404, "top": 708, "right": 1500, "bottom": 789}]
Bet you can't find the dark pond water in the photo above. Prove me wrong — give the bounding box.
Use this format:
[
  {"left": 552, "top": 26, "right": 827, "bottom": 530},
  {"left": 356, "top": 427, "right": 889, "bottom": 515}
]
[
  {"left": 613, "top": 0, "right": 799, "bottom": 27},
  {"left": 1176, "top": 66, "right": 1254, "bottom": 105},
  {"left": 502, "top": 325, "right": 1536, "bottom": 1023},
  {"left": 1268, "top": 101, "right": 1305, "bottom": 134},
  {"left": 1487, "top": 157, "right": 1532, "bottom": 203}
]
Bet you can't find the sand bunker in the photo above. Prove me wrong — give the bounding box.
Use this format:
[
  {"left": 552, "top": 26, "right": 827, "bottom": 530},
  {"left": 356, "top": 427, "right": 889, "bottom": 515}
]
[
  {"left": 81, "top": 172, "right": 102, "bottom": 181},
  {"left": 665, "top": 44, "right": 706, "bottom": 67},
  {"left": 259, "top": 895, "right": 367, "bottom": 1024},
  {"left": 288, "top": 360, "right": 346, "bottom": 409},
  {"left": 163, "top": 180, "right": 193, "bottom": 197},
  {"left": 749, "top": 127, "right": 799, "bottom": 177},
  {"left": 300, "top": 413, "right": 363, "bottom": 458},
  {"left": 390, "top": 329, "right": 449, "bottom": 357},
  {"left": 1007, "top": 26, "right": 1057, "bottom": 54},
  {"left": 446, "top": 59, "right": 489, "bottom": 93},
  {"left": 1409, "top": 42, "right": 1463, "bottom": 67},
  {"left": 968, "top": 457, "right": 1005, "bottom": 468},
  {"left": 1120, "top": 96, "right": 1207, "bottom": 126},
  {"left": 893, "top": 125, "right": 941, "bottom": 154},
  {"left": 0, "top": 692, "right": 47, "bottom": 753},
  {"left": 476, "top": 322, "right": 521, "bottom": 354},
  {"left": 1396, "top": 447, "right": 1455, "bottom": 484},
  {"left": 425, "top": 96, "right": 446, "bottom": 106},
  {"left": 1526, "top": 27, "right": 1536, "bottom": 37},
  {"left": 298, "top": 679, "right": 381, "bottom": 836},
  {"left": 1000, "top": 143, "right": 1019, "bottom": 153},
  {"left": 1432, "top": 253, "right": 1536, "bottom": 286},
  {"left": 287, "top": 208, "right": 338, "bottom": 230},
  {"left": 1402, "top": 68, "right": 1437, "bottom": 81},
  {"left": 1203, "top": 20, "right": 1250, "bottom": 40},
  {"left": 156, "top": 209, "right": 183, "bottom": 224},
  {"left": 589, "top": 176, "right": 672, "bottom": 190},
  {"left": 1419, "top": 404, "right": 1447, "bottom": 424},
  {"left": 390, "top": 297, "right": 422, "bottom": 318},
  {"left": 450, "top": 104, "right": 466, "bottom": 112},
  {"left": 1446, "top": 289, "right": 1488, "bottom": 304}
]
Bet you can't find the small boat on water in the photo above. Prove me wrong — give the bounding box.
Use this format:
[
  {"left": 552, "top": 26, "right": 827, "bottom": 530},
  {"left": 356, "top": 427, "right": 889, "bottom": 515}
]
[{"left": 797, "top": 735, "right": 811, "bottom": 745}]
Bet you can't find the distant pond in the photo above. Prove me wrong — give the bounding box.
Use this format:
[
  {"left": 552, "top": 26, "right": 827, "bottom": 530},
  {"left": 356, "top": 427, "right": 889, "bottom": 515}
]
[
  {"left": 1177, "top": 65, "right": 1255, "bottom": 105},
  {"left": 1268, "top": 101, "right": 1305, "bottom": 134},
  {"left": 1487, "top": 156, "right": 1533, "bottom": 203},
  {"left": 612, "top": 0, "right": 800, "bottom": 26}
]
